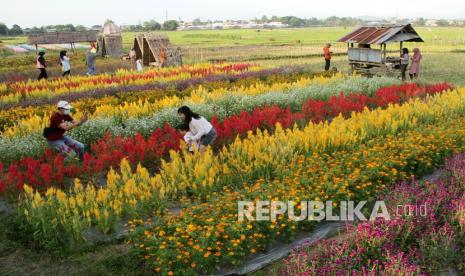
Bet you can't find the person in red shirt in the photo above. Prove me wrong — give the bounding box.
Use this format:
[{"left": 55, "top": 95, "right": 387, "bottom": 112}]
[
  {"left": 46, "top": 101, "right": 88, "bottom": 161},
  {"left": 323, "top": 43, "right": 333, "bottom": 71}
]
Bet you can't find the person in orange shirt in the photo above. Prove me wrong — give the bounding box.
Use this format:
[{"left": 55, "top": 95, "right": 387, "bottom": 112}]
[
  {"left": 159, "top": 48, "right": 167, "bottom": 68},
  {"left": 323, "top": 43, "right": 333, "bottom": 71}
]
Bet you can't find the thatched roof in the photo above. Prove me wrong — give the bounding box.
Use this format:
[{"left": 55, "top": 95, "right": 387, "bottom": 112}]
[
  {"left": 28, "top": 31, "right": 99, "bottom": 45},
  {"left": 103, "top": 22, "right": 121, "bottom": 35},
  {"left": 98, "top": 34, "right": 123, "bottom": 57},
  {"left": 133, "top": 33, "right": 182, "bottom": 67}
]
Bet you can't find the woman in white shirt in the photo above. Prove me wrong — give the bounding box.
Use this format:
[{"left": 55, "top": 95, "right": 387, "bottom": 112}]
[
  {"left": 178, "top": 106, "right": 217, "bottom": 153},
  {"left": 60, "top": 50, "right": 71, "bottom": 77},
  {"left": 136, "top": 59, "right": 143, "bottom": 71}
]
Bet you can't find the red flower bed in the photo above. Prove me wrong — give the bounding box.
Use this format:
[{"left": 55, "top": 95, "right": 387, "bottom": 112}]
[{"left": 0, "top": 82, "right": 452, "bottom": 195}]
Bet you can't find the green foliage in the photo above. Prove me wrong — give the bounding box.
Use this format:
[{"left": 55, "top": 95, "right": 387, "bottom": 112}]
[
  {"left": 163, "top": 20, "right": 179, "bottom": 31},
  {"left": 142, "top": 20, "right": 161, "bottom": 31},
  {"left": 9, "top": 24, "right": 23, "bottom": 35},
  {"left": 0, "top": 23, "right": 8, "bottom": 36},
  {"left": 437, "top": 19, "right": 450, "bottom": 27}
]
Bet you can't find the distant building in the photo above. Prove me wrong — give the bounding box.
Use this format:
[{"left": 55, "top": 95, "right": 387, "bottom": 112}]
[
  {"left": 120, "top": 25, "right": 132, "bottom": 31},
  {"left": 177, "top": 20, "right": 289, "bottom": 31},
  {"left": 264, "top": 22, "right": 289, "bottom": 28},
  {"left": 425, "top": 19, "right": 438, "bottom": 27},
  {"left": 90, "top": 25, "right": 103, "bottom": 32}
]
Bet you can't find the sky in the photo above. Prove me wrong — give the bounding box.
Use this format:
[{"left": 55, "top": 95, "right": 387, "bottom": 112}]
[{"left": 1, "top": 0, "right": 465, "bottom": 27}]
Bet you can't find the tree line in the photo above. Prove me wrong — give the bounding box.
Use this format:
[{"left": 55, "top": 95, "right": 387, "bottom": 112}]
[
  {"left": 0, "top": 20, "right": 179, "bottom": 35},
  {"left": 1, "top": 16, "right": 464, "bottom": 36}
]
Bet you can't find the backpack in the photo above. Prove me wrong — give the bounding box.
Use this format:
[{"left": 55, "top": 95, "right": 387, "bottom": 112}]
[
  {"left": 43, "top": 127, "right": 55, "bottom": 138},
  {"left": 43, "top": 117, "right": 59, "bottom": 138}
]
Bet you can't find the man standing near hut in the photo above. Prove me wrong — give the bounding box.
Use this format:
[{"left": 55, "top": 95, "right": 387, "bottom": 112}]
[
  {"left": 86, "top": 43, "right": 98, "bottom": 76},
  {"left": 400, "top": 48, "right": 410, "bottom": 81},
  {"left": 129, "top": 48, "right": 137, "bottom": 70},
  {"left": 159, "top": 48, "right": 167, "bottom": 68},
  {"left": 323, "top": 43, "right": 332, "bottom": 71}
]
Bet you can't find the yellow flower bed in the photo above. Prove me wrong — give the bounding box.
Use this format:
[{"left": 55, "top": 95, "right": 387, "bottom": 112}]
[
  {"left": 131, "top": 119, "right": 465, "bottom": 275},
  {"left": 19, "top": 87, "right": 465, "bottom": 243}
]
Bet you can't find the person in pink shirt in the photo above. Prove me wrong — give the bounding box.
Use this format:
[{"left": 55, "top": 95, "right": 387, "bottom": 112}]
[
  {"left": 409, "top": 48, "right": 422, "bottom": 80},
  {"left": 36, "top": 51, "right": 47, "bottom": 80}
]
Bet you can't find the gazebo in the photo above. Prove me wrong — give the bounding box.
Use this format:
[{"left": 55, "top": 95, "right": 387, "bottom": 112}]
[
  {"left": 337, "top": 24, "right": 424, "bottom": 75},
  {"left": 27, "top": 31, "right": 99, "bottom": 52}
]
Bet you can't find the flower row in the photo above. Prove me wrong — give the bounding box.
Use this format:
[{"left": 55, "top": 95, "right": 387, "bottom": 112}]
[
  {"left": 0, "top": 82, "right": 448, "bottom": 194},
  {"left": 0, "top": 75, "right": 404, "bottom": 164},
  {"left": 0, "top": 67, "right": 323, "bottom": 132},
  {"left": 2, "top": 71, "right": 337, "bottom": 137},
  {"left": 0, "top": 63, "right": 257, "bottom": 107}
]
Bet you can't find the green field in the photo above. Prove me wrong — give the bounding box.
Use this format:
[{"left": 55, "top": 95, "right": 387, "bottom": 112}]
[
  {"left": 1, "top": 27, "right": 464, "bottom": 84},
  {"left": 122, "top": 27, "right": 465, "bottom": 47},
  {"left": 3, "top": 27, "right": 465, "bottom": 48}
]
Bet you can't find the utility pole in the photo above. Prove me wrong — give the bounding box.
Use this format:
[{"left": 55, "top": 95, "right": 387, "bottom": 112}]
[{"left": 166, "top": 10, "right": 168, "bottom": 22}]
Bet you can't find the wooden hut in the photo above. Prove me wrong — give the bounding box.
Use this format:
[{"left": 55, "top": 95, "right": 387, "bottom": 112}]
[
  {"left": 133, "top": 33, "right": 182, "bottom": 67},
  {"left": 98, "top": 22, "right": 123, "bottom": 57},
  {"left": 337, "top": 24, "right": 424, "bottom": 75},
  {"left": 27, "top": 31, "right": 98, "bottom": 52},
  {"left": 98, "top": 35, "right": 123, "bottom": 57}
]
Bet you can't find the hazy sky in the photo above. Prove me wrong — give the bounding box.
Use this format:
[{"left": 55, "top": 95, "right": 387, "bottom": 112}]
[{"left": 1, "top": 0, "right": 464, "bottom": 27}]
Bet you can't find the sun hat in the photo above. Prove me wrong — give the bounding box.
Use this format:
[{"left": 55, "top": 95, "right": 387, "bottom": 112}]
[{"left": 57, "top": 100, "right": 72, "bottom": 110}]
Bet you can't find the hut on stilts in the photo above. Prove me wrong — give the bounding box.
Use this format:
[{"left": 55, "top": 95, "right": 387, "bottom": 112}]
[{"left": 337, "top": 24, "right": 424, "bottom": 76}]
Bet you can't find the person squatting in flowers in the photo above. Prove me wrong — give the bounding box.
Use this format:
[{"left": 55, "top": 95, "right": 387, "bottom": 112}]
[
  {"left": 177, "top": 106, "right": 217, "bottom": 154},
  {"left": 178, "top": 123, "right": 200, "bottom": 153},
  {"left": 45, "top": 101, "right": 88, "bottom": 161}
]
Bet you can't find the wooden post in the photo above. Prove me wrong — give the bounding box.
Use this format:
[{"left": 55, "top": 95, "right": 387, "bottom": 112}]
[
  {"left": 400, "top": 41, "right": 403, "bottom": 55},
  {"left": 383, "top": 44, "right": 387, "bottom": 61},
  {"left": 380, "top": 44, "right": 383, "bottom": 63}
]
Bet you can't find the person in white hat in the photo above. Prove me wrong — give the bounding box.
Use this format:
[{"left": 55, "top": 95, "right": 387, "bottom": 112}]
[{"left": 44, "top": 101, "right": 88, "bottom": 161}]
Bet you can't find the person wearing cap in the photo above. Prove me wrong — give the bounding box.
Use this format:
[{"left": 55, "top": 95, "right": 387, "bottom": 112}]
[
  {"left": 46, "top": 101, "right": 88, "bottom": 161},
  {"left": 36, "top": 51, "right": 48, "bottom": 80},
  {"left": 323, "top": 43, "right": 333, "bottom": 71}
]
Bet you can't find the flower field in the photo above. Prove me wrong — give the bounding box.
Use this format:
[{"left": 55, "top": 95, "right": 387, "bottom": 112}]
[
  {"left": 282, "top": 154, "right": 465, "bottom": 275},
  {"left": 0, "top": 79, "right": 449, "bottom": 194},
  {"left": 1, "top": 60, "right": 464, "bottom": 275},
  {"left": 0, "top": 63, "right": 256, "bottom": 106}
]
